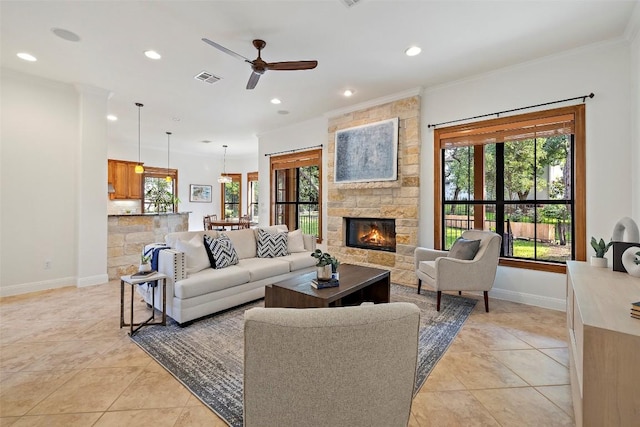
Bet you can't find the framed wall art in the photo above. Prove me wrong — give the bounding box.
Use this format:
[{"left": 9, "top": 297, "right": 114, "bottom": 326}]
[
  {"left": 334, "top": 117, "right": 399, "bottom": 183},
  {"left": 189, "top": 184, "right": 212, "bottom": 203}
]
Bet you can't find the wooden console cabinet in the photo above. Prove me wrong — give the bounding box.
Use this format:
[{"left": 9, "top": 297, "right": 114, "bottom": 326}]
[
  {"left": 108, "top": 159, "right": 142, "bottom": 199},
  {"left": 566, "top": 261, "right": 640, "bottom": 426}
]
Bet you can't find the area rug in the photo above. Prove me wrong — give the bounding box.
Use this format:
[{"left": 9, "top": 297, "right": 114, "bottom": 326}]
[{"left": 131, "top": 285, "right": 476, "bottom": 427}]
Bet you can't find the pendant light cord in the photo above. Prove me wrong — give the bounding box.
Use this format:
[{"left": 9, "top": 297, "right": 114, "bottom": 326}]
[{"left": 135, "top": 102, "right": 143, "bottom": 163}]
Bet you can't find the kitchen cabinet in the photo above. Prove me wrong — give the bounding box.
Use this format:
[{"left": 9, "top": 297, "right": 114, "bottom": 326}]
[{"left": 108, "top": 159, "right": 142, "bottom": 199}]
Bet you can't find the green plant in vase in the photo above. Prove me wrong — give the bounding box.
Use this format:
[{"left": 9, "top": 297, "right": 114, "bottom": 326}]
[
  {"left": 311, "top": 249, "right": 338, "bottom": 280},
  {"left": 590, "top": 236, "right": 612, "bottom": 268}
]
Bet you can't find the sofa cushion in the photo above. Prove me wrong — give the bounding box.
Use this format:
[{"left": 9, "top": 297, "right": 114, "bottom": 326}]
[
  {"left": 175, "top": 235, "right": 210, "bottom": 274},
  {"left": 418, "top": 260, "right": 436, "bottom": 280},
  {"left": 204, "top": 234, "right": 239, "bottom": 269},
  {"left": 287, "top": 229, "right": 306, "bottom": 253},
  {"left": 224, "top": 228, "right": 257, "bottom": 259},
  {"left": 166, "top": 230, "right": 218, "bottom": 249},
  {"left": 257, "top": 228, "right": 289, "bottom": 258},
  {"left": 448, "top": 237, "right": 481, "bottom": 260},
  {"left": 237, "top": 257, "right": 291, "bottom": 281},
  {"left": 174, "top": 266, "right": 250, "bottom": 298},
  {"left": 278, "top": 252, "right": 317, "bottom": 271}
]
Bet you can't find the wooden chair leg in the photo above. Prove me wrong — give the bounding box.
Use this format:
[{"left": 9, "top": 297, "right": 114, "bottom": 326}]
[
  {"left": 417, "top": 279, "right": 422, "bottom": 294},
  {"left": 484, "top": 291, "right": 489, "bottom": 312},
  {"left": 436, "top": 291, "right": 441, "bottom": 311}
]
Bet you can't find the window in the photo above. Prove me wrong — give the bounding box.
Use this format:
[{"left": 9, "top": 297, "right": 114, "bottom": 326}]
[
  {"left": 220, "top": 173, "right": 242, "bottom": 219},
  {"left": 142, "top": 167, "right": 178, "bottom": 213},
  {"left": 247, "top": 171, "right": 259, "bottom": 222},
  {"left": 270, "top": 149, "right": 322, "bottom": 240},
  {"left": 434, "top": 105, "right": 586, "bottom": 273}
]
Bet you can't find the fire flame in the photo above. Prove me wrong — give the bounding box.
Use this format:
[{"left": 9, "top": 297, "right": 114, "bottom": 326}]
[{"left": 360, "top": 225, "right": 387, "bottom": 245}]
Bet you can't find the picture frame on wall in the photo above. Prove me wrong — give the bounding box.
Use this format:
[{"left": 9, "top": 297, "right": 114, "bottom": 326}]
[
  {"left": 189, "top": 184, "right": 212, "bottom": 203},
  {"left": 334, "top": 117, "right": 399, "bottom": 183}
]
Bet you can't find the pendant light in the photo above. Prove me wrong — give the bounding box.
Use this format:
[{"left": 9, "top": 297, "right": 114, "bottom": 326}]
[
  {"left": 217, "top": 145, "right": 232, "bottom": 184},
  {"left": 165, "top": 131, "right": 172, "bottom": 182},
  {"left": 134, "top": 102, "right": 144, "bottom": 174}
]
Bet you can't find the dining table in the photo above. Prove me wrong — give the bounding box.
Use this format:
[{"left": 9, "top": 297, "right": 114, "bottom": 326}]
[{"left": 207, "top": 218, "right": 254, "bottom": 230}]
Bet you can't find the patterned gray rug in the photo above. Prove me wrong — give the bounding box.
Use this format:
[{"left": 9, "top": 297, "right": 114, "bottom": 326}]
[{"left": 131, "top": 284, "right": 476, "bottom": 427}]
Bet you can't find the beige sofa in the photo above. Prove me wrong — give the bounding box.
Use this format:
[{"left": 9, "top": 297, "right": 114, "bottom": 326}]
[{"left": 140, "top": 225, "right": 316, "bottom": 325}]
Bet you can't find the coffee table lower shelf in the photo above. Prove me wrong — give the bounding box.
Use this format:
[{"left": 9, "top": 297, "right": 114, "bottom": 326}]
[{"left": 265, "top": 264, "right": 390, "bottom": 308}]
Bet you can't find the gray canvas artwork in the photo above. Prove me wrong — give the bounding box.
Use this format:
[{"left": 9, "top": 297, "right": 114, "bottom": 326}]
[{"left": 334, "top": 118, "right": 398, "bottom": 183}]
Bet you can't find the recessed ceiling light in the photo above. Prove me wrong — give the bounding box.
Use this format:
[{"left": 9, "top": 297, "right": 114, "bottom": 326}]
[
  {"left": 172, "top": 117, "right": 181, "bottom": 122},
  {"left": 343, "top": 89, "right": 354, "bottom": 97},
  {"left": 405, "top": 46, "right": 422, "bottom": 57},
  {"left": 17, "top": 52, "right": 37, "bottom": 62},
  {"left": 277, "top": 110, "right": 290, "bottom": 115},
  {"left": 270, "top": 98, "right": 282, "bottom": 105},
  {"left": 201, "top": 140, "right": 212, "bottom": 143},
  {"left": 144, "top": 50, "right": 162, "bottom": 60},
  {"left": 107, "top": 115, "right": 118, "bottom": 121},
  {"left": 51, "top": 28, "right": 81, "bottom": 42}
]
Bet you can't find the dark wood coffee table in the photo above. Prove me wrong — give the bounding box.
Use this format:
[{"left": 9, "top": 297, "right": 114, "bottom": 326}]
[{"left": 265, "top": 264, "right": 390, "bottom": 308}]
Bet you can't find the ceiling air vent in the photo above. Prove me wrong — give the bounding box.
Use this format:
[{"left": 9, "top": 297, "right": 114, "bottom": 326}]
[
  {"left": 194, "top": 71, "right": 221, "bottom": 84},
  {"left": 340, "top": 0, "right": 364, "bottom": 7}
]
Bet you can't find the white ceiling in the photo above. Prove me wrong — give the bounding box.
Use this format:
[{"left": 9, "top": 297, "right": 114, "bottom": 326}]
[{"left": 1, "top": 1, "right": 638, "bottom": 158}]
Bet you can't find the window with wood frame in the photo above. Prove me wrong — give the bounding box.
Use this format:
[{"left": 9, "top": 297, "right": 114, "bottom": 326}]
[
  {"left": 142, "top": 166, "right": 178, "bottom": 213},
  {"left": 433, "top": 104, "right": 586, "bottom": 273},
  {"left": 270, "top": 149, "right": 322, "bottom": 241},
  {"left": 247, "top": 171, "right": 259, "bottom": 222},
  {"left": 220, "top": 173, "right": 242, "bottom": 219}
]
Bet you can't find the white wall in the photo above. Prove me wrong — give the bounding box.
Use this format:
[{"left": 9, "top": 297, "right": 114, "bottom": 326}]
[
  {"left": 421, "top": 40, "right": 635, "bottom": 310},
  {"left": 0, "top": 70, "right": 110, "bottom": 295},
  {"left": 630, "top": 16, "right": 640, "bottom": 221},
  {"left": 107, "top": 142, "right": 258, "bottom": 231},
  {"left": 257, "top": 117, "right": 328, "bottom": 241}
]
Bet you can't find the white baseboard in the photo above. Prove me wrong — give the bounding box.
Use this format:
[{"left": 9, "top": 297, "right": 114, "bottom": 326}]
[
  {"left": 77, "top": 274, "right": 109, "bottom": 287},
  {"left": 0, "top": 277, "right": 76, "bottom": 297},
  {"left": 489, "top": 287, "right": 566, "bottom": 312}
]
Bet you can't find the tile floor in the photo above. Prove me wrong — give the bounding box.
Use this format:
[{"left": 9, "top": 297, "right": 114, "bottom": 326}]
[{"left": 0, "top": 282, "right": 574, "bottom": 426}]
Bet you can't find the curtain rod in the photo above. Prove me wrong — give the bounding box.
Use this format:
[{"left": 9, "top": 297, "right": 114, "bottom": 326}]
[
  {"left": 264, "top": 144, "right": 323, "bottom": 157},
  {"left": 427, "top": 93, "right": 594, "bottom": 129}
]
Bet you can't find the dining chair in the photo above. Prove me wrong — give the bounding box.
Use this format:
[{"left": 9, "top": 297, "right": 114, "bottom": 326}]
[{"left": 203, "top": 214, "right": 218, "bottom": 231}]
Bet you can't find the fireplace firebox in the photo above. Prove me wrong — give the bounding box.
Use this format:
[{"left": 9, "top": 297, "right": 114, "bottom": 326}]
[{"left": 345, "top": 218, "right": 396, "bottom": 252}]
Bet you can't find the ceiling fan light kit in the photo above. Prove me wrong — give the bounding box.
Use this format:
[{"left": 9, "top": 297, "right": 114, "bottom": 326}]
[{"left": 202, "top": 38, "right": 318, "bottom": 90}]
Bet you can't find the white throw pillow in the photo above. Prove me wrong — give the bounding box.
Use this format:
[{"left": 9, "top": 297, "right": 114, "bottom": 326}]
[
  {"left": 287, "top": 229, "right": 306, "bottom": 253},
  {"left": 175, "top": 235, "right": 210, "bottom": 274}
]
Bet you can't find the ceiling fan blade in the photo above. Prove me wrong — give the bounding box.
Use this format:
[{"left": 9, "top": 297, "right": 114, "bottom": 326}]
[
  {"left": 202, "top": 38, "right": 252, "bottom": 62},
  {"left": 266, "top": 60, "right": 318, "bottom": 71},
  {"left": 246, "top": 71, "right": 261, "bottom": 90}
]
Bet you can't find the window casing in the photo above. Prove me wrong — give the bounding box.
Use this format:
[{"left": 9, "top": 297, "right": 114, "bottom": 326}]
[
  {"left": 142, "top": 166, "right": 178, "bottom": 213},
  {"left": 434, "top": 105, "right": 586, "bottom": 273},
  {"left": 270, "top": 149, "right": 322, "bottom": 241},
  {"left": 220, "top": 173, "right": 242, "bottom": 219},
  {"left": 247, "top": 171, "right": 259, "bottom": 222}
]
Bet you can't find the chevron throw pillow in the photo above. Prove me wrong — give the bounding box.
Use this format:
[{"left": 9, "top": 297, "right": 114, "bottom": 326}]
[
  {"left": 257, "top": 228, "right": 289, "bottom": 258},
  {"left": 203, "top": 233, "right": 239, "bottom": 269}
]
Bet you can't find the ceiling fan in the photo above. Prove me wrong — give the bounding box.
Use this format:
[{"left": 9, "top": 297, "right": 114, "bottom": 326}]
[{"left": 202, "top": 38, "right": 318, "bottom": 89}]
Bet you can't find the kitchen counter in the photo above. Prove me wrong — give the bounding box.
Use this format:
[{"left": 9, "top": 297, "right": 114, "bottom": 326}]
[
  {"left": 108, "top": 211, "right": 192, "bottom": 217},
  {"left": 107, "top": 212, "right": 189, "bottom": 279}
]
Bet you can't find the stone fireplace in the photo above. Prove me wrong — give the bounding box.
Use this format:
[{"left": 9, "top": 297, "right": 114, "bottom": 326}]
[
  {"left": 326, "top": 94, "right": 420, "bottom": 286},
  {"left": 345, "top": 217, "right": 396, "bottom": 252}
]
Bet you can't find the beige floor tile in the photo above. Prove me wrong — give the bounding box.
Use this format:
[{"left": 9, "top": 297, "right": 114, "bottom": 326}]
[
  {"left": 92, "top": 408, "right": 183, "bottom": 427},
  {"left": 440, "top": 352, "right": 528, "bottom": 389},
  {"left": 8, "top": 413, "right": 103, "bottom": 427},
  {"left": 447, "top": 323, "right": 532, "bottom": 352},
  {"left": 27, "top": 367, "right": 142, "bottom": 414},
  {"left": 0, "top": 342, "right": 54, "bottom": 373},
  {"left": 407, "top": 412, "right": 421, "bottom": 427},
  {"left": 471, "top": 387, "right": 574, "bottom": 427},
  {"left": 174, "top": 406, "right": 228, "bottom": 427},
  {"left": 539, "top": 347, "right": 570, "bottom": 367},
  {"left": 86, "top": 338, "right": 152, "bottom": 369},
  {"left": 419, "top": 357, "right": 466, "bottom": 392},
  {"left": 503, "top": 322, "right": 567, "bottom": 349},
  {"left": 109, "top": 364, "right": 192, "bottom": 410},
  {"left": 412, "top": 390, "right": 500, "bottom": 426},
  {"left": 0, "top": 370, "right": 79, "bottom": 417},
  {"left": 0, "top": 417, "right": 20, "bottom": 426},
  {"left": 536, "top": 385, "right": 574, "bottom": 418},
  {"left": 185, "top": 394, "right": 206, "bottom": 407},
  {"left": 18, "top": 339, "right": 116, "bottom": 372},
  {"left": 490, "top": 349, "right": 570, "bottom": 386},
  {"left": 10, "top": 321, "right": 94, "bottom": 343}
]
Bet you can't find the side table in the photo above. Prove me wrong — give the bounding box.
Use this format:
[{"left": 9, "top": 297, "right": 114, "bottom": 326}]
[{"left": 120, "top": 272, "right": 167, "bottom": 336}]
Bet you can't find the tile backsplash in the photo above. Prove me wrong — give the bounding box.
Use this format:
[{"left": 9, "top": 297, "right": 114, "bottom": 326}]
[{"left": 108, "top": 199, "right": 142, "bottom": 215}]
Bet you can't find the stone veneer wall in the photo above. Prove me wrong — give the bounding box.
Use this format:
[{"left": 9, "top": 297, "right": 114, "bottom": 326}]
[
  {"left": 327, "top": 96, "right": 420, "bottom": 286},
  {"left": 107, "top": 213, "right": 189, "bottom": 279}
]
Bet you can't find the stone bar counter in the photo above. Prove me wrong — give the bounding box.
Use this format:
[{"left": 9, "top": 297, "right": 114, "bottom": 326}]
[{"left": 107, "top": 212, "right": 189, "bottom": 279}]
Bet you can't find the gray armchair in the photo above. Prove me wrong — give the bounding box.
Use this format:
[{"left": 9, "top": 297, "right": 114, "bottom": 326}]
[
  {"left": 243, "top": 302, "right": 420, "bottom": 427},
  {"left": 414, "top": 229, "right": 501, "bottom": 312}
]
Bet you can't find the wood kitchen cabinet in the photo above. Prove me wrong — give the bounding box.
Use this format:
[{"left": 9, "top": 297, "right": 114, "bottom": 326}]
[
  {"left": 108, "top": 159, "right": 142, "bottom": 199},
  {"left": 566, "top": 261, "right": 640, "bottom": 426}
]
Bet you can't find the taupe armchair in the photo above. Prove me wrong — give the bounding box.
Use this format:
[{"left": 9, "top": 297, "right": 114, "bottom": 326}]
[
  {"left": 414, "top": 230, "right": 501, "bottom": 312},
  {"left": 244, "top": 303, "right": 420, "bottom": 427}
]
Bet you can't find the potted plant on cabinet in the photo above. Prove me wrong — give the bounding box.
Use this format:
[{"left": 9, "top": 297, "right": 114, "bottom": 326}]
[
  {"left": 311, "top": 249, "right": 338, "bottom": 281},
  {"left": 590, "top": 237, "right": 613, "bottom": 268}
]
